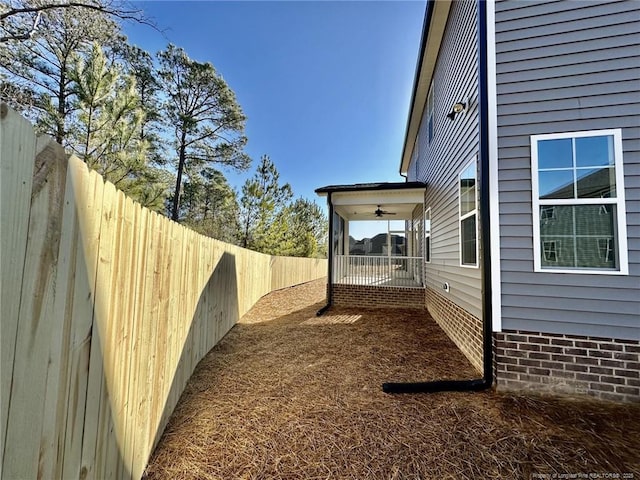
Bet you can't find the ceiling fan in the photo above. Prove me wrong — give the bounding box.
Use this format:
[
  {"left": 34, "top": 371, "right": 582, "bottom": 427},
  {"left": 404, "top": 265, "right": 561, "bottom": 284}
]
[{"left": 374, "top": 205, "right": 396, "bottom": 217}]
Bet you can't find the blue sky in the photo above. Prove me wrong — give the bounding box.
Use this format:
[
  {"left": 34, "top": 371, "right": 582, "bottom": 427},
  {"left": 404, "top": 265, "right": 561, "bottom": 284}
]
[{"left": 124, "top": 1, "right": 426, "bottom": 239}]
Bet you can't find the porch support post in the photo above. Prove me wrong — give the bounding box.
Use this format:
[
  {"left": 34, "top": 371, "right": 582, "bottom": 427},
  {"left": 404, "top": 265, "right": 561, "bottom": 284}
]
[
  {"left": 343, "top": 220, "right": 350, "bottom": 258},
  {"left": 317, "top": 192, "right": 334, "bottom": 316}
]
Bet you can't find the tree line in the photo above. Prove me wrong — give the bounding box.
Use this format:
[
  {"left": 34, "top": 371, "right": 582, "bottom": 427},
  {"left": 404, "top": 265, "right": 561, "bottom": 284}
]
[{"left": 0, "top": 0, "right": 327, "bottom": 258}]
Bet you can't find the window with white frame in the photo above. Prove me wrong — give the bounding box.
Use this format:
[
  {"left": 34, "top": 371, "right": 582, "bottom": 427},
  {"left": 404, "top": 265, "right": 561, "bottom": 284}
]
[
  {"left": 459, "top": 159, "right": 478, "bottom": 267},
  {"left": 531, "top": 129, "right": 628, "bottom": 274},
  {"left": 427, "top": 82, "right": 434, "bottom": 144},
  {"left": 424, "top": 207, "right": 431, "bottom": 263}
]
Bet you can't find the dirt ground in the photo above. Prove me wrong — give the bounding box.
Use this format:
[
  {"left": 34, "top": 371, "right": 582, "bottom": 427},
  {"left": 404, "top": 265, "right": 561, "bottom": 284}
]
[{"left": 144, "top": 279, "right": 640, "bottom": 479}]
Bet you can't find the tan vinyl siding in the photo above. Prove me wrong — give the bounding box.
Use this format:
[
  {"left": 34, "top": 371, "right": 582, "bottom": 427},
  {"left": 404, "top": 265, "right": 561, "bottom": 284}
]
[
  {"left": 495, "top": 0, "right": 640, "bottom": 340},
  {"left": 407, "top": 0, "right": 482, "bottom": 319}
]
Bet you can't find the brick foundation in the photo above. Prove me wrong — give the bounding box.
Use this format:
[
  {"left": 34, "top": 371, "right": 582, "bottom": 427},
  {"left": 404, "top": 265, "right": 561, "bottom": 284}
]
[
  {"left": 495, "top": 330, "right": 640, "bottom": 403},
  {"left": 426, "top": 288, "right": 483, "bottom": 373},
  {"left": 331, "top": 283, "right": 425, "bottom": 309}
]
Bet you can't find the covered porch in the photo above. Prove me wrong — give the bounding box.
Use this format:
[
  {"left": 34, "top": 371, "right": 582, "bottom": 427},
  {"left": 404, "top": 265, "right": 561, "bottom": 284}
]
[{"left": 316, "top": 182, "right": 427, "bottom": 309}]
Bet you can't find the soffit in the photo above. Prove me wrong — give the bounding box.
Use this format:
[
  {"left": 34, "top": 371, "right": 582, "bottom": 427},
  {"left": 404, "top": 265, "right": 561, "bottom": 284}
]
[{"left": 399, "top": 0, "right": 452, "bottom": 176}]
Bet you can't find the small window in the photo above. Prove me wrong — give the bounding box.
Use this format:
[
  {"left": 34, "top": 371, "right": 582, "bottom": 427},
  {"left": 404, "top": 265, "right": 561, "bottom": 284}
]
[
  {"left": 424, "top": 207, "right": 431, "bottom": 263},
  {"left": 427, "top": 82, "right": 434, "bottom": 144},
  {"left": 459, "top": 159, "right": 478, "bottom": 267},
  {"left": 531, "top": 129, "right": 628, "bottom": 274}
]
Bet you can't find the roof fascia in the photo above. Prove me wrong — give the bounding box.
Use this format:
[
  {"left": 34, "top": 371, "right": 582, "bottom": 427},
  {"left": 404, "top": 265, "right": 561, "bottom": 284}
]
[
  {"left": 399, "top": 0, "right": 452, "bottom": 176},
  {"left": 331, "top": 188, "right": 426, "bottom": 206},
  {"left": 315, "top": 182, "right": 426, "bottom": 196}
]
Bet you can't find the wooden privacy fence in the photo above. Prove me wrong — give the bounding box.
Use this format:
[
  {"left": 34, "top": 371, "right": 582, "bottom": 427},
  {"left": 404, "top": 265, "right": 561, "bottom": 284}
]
[{"left": 0, "top": 104, "right": 327, "bottom": 480}]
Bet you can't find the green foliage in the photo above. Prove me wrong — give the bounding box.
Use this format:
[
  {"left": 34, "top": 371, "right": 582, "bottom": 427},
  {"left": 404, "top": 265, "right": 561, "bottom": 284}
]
[
  {"left": 1, "top": 5, "right": 328, "bottom": 253},
  {"left": 239, "top": 156, "right": 327, "bottom": 257},
  {"left": 281, "top": 198, "right": 328, "bottom": 258},
  {"left": 115, "top": 43, "right": 165, "bottom": 167},
  {"left": 157, "top": 44, "right": 251, "bottom": 221},
  {"left": 0, "top": 1, "right": 122, "bottom": 143},
  {"left": 239, "top": 155, "right": 293, "bottom": 251},
  {"left": 68, "top": 42, "right": 169, "bottom": 211},
  {"left": 181, "top": 168, "right": 240, "bottom": 244}
]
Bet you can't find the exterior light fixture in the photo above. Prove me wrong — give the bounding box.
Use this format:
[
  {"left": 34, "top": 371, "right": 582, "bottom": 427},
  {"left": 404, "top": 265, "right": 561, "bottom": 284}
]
[{"left": 446, "top": 102, "right": 466, "bottom": 120}]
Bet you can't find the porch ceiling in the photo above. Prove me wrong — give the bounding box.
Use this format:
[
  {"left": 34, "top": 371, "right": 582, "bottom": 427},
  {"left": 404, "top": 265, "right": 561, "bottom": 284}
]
[{"left": 315, "top": 182, "right": 426, "bottom": 221}]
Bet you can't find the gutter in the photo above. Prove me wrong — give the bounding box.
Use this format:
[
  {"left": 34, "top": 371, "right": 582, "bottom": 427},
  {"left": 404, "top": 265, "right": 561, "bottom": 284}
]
[
  {"left": 316, "top": 191, "right": 333, "bottom": 316},
  {"left": 383, "top": 0, "right": 493, "bottom": 394}
]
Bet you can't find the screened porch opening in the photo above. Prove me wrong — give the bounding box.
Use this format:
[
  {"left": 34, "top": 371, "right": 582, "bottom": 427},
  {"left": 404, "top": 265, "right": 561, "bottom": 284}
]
[
  {"left": 316, "top": 182, "right": 427, "bottom": 291},
  {"left": 334, "top": 220, "right": 423, "bottom": 288}
]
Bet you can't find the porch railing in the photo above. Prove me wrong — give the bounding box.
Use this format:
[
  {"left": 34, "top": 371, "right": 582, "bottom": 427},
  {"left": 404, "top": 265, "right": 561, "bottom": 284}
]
[{"left": 333, "top": 255, "right": 423, "bottom": 288}]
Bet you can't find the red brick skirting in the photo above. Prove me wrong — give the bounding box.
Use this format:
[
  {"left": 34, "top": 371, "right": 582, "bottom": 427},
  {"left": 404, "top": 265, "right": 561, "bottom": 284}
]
[
  {"left": 426, "top": 288, "right": 483, "bottom": 373},
  {"left": 495, "top": 330, "right": 640, "bottom": 403},
  {"left": 331, "top": 283, "right": 425, "bottom": 309}
]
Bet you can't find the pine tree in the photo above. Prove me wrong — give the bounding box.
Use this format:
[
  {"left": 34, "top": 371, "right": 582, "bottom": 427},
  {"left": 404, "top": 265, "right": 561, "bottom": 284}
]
[
  {"left": 182, "top": 167, "right": 240, "bottom": 244},
  {"left": 0, "top": 2, "right": 122, "bottom": 143},
  {"left": 282, "top": 198, "right": 328, "bottom": 258},
  {"left": 239, "top": 155, "right": 293, "bottom": 252},
  {"left": 157, "top": 44, "right": 251, "bottom": 221},
  {"left": 69, "top": 43, "right": 168, "bottom": 210}
]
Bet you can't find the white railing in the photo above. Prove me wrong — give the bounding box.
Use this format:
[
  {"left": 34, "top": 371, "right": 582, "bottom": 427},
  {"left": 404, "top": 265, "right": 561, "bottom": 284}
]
[{"left": 333, "top": 255, "right": 423, "bottom": 288}]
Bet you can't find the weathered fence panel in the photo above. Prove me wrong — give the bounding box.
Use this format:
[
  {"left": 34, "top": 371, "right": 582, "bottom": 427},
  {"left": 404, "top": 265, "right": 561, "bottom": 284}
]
[{"left": 0, "top": 105, "right": 327, "bottom": 479}]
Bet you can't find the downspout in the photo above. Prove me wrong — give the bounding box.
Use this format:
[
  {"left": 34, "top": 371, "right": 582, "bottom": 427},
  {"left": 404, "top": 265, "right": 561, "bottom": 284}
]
[
  {"left": 317, "top": 191, "right": 334, "bottom": 316},
  {"left": 383, "top": 0, "right": 493, "bottom": 394}
]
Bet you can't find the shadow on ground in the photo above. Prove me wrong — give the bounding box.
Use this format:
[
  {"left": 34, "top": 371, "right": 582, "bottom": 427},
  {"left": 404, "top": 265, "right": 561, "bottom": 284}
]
[{"left": 144, "top": 279, "right": 640, "bottom": 479}]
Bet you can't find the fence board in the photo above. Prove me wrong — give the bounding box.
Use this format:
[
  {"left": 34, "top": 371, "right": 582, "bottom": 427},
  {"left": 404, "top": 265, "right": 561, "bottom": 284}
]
[
  {"left": 79, "top": 168, "right": 107, "bottom": 480},
  {"left": 3, "top": 136, "right": 69, "bottom": 479},
  {"left": 61, "top": 156, "right": 95, "bottom": 479},
  {"left": 0, "top": 106, "right": 36, "bottom": 474},
  {"left": 40, "top": 138, "right": 78, "bottom": 480},
  {"left": 131, "top": 210, "right": 158, "bottom": 479},
  {"left": 116, "top": 198, "right": 139, "bottom": 478},
  {"left": 1, "top": 105, "right": 327, "bottom": 480}
]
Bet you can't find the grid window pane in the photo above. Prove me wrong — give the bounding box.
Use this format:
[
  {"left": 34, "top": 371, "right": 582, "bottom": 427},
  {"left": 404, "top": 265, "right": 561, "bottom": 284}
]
[
  {"left": 540, "top": 236, "right": 575, "bottom": 267},
  {"left": 538, "top": 138, "right": 573, "bottom": 169},
  {"left": 539, "top": 169, "right": 574, "bottom": 199},
  {"left": 460, "top": 182, "right": 476, "bottom": 215},
  {"left": 576, "top": 167, "right": 616, "bottom": 198},
  {"left": 460, "top": 163, "right": 476, "bottom": 216},
  {"left": 461, "top": 214, "right": 476, "bottom": 265},
  {"left": 575, "top": 135, "right": 614, "bottom": 167}
]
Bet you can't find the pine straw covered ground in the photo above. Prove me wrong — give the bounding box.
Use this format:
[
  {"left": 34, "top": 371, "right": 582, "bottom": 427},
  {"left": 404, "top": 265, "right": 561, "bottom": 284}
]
[{"left": 144, "top": 279, "right": 640, "bottom": 480}]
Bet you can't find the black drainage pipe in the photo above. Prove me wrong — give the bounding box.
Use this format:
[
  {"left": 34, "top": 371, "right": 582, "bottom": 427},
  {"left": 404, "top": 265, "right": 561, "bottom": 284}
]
[
  {"left": 317, "top": 192, "right": 334, "bottom": 316},
  {"left": 383, "top": 0, "right": 493, "bottom": 394},
  {"left": 383, "top": 378, "right": 487, "bottom": 394}
]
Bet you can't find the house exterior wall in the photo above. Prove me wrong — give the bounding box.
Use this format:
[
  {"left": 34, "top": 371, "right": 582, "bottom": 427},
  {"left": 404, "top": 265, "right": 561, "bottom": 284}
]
[
  {"left": 407, "top": 0, "right": 483, "bottom": 321},
  {"left": 494, "top": 0, "right": 640, "bottom": 340}
]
